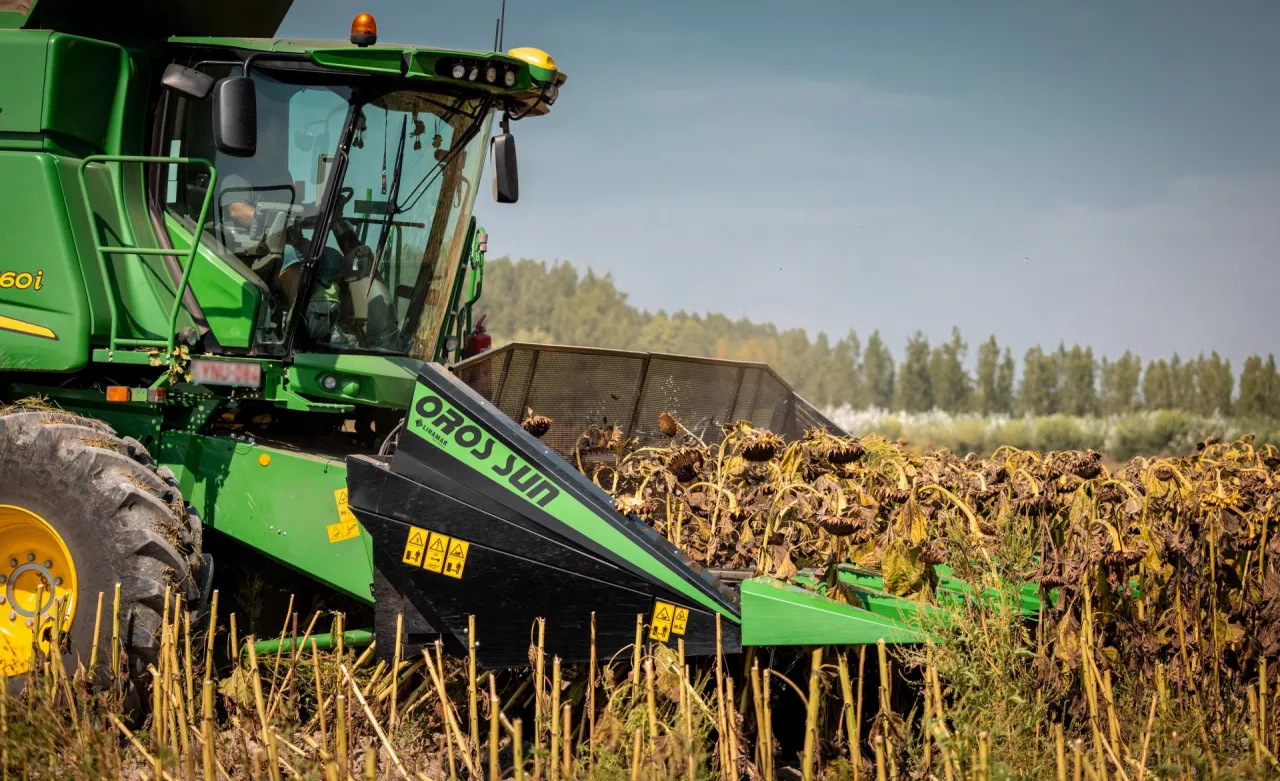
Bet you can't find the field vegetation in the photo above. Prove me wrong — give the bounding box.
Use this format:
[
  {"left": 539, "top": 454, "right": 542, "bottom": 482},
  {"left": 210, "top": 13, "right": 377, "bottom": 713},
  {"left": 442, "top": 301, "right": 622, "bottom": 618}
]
[{"left": 5, "top": 406, "right": 1280, "bottom": 780}]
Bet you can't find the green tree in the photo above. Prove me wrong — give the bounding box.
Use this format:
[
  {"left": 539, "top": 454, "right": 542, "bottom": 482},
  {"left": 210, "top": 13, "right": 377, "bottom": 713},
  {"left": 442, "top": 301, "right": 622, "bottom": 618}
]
[
  {"left": 995, "top": 348, "right": 1016, "bottom": 414},
  {"left": 1143, "top": 359, "right": 1174, "bottom": 410},
  {"left": 1019, "top": 346, "right": 1058, "bottom": 415},
  {"left": 975, "top": 336, "right": 1000, "bottom": 414},
  {"left": 831, "top": 330, "right": 864, "bottom": 407},
  {"left": 1265, "top": 355, "right": 1280, "bottom": 418},
  {"left": 1238, "top": 355, "right": 1266, "bottom": 417},
  {"left": 1167, "top": 354, "right": 1194, "bottom": 412},
  {"left": 930, "top": 327, "right": 971, "bottom": 413},
  {"left": 1058, "top": 345, "right": 1099, "bottom": 416},
  {"left": 862, "top": 331, "right": 895, "bottom": 409},
  {"left": 1099, "top": 351, "right": 1142, "bottom": 415},
  {"left": 1191, "top": 352, "right": 1233, "bottom": 416},
  {"left": 895, "top": 332, "right": 934, "bottom": 412}
]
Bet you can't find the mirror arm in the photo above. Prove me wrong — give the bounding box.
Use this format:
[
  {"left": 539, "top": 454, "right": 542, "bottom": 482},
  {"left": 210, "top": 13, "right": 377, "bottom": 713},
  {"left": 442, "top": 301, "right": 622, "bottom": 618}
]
[{"left": 240, "top": 51, "right": 311, "bottom": 77}]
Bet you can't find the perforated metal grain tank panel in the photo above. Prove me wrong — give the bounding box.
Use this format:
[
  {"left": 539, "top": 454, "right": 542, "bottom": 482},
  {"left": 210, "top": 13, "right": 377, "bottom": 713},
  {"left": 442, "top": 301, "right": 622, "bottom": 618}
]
[{"left": 450, "top": 342, "right": 848, "bottom": 465}]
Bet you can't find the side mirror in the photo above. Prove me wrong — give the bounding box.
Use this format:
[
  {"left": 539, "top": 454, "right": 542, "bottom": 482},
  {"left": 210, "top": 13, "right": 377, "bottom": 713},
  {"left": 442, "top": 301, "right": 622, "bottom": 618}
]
[
  {"left": 161, "top": 64, "right": 214, "bottom": 100},
  {"left": 490, "top": 133, "right": 518, "bottom": 204},
  {"left": 213, "top": 76, "right": 257, "bottom": 157}
]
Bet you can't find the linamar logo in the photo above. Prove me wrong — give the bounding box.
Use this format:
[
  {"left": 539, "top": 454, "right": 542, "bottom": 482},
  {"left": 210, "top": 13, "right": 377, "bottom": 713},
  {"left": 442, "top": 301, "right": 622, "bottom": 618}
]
[{"left": 411, "top": 389, "right": 561, "bottom": 509}]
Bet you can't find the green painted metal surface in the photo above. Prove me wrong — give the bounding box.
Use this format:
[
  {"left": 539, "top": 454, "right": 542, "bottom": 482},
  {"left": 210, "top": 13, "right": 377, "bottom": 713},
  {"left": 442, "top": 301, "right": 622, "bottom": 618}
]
[
  {"left": 790, "top": 568, "right": 950, "bottom": 628},
  {"left": 161, "top": 213, "right": 261, "bottom": 349},
  {"left": 739, "top": 576, "right": 926, "bottom": 646},
  {"left": 0, "top": 30, "right": 50, "bottom": 138},
  {"left": 165, "top": 38, "right": 549, "bottom": 101},
  {"left": 78, "top": 154, "right": 215, "bottom": 358},
  {"left": 5, "top": 383, "right": 164, "bottom": 447},
  {"left": 158, "top": 432, "right": 375, "bottom": 602},
  {"left": 41, "top": 33, "right": 130, "bottom": 157},
  {"left": 0, "top": 151, "right": 92, "bottom": 370},
  {"left": 288, "top": 354, "right": 424, "bottom": 408},
  {"left": 250, "top": 629, "right": 373, "bottom": 657},
  {"left": 834, "top": 564, "right": 1049, "bottom": 618}
]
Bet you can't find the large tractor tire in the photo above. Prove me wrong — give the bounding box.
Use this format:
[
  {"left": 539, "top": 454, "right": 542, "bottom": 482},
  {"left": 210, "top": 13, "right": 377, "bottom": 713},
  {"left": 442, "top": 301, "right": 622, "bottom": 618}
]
[{"left": 0, "top": 407, "right": 206, "bottom": 687}]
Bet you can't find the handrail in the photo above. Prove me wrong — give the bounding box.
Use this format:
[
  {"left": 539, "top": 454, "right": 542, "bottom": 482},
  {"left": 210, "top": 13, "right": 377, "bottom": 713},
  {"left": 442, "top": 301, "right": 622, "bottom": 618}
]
[{"left": 77, "top": 154, "right": 217, "bottom": 360}]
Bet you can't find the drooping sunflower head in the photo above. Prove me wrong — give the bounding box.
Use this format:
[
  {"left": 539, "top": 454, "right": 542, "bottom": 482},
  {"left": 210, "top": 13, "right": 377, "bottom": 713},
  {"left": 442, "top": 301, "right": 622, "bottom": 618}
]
[
  {"left": 665, "top": 448, "right": 704, "bottom": 483},
  {"left": 522, "top": 414, "right": 553, "bottom": 439},
  {"left": 658, "top": 411, "right": 680, "bottom": 439},
  {"left": 734, "top": 423, "right": 783, "bottom": 463}
]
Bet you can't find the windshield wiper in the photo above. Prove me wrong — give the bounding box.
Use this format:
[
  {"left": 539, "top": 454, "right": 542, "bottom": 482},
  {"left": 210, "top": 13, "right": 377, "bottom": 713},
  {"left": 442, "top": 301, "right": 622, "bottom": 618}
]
[{"left": 364, "top": 114, "right": 409, "bottom": 297}]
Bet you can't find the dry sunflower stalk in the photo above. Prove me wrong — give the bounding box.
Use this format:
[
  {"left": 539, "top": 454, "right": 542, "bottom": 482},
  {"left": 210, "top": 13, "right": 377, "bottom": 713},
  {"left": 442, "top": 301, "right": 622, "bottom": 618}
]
[{"left": 579, "top": 412, "right": 1280, "bottom": 718}]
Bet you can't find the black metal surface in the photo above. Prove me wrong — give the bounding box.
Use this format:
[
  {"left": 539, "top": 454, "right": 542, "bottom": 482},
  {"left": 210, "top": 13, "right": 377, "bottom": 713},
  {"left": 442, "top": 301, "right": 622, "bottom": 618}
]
[
  {"left": 452, "top": 343, "right": 848, "bottom": 466},
  {"left": 345, "top": 364, "right": 744, "bottom": 668}
]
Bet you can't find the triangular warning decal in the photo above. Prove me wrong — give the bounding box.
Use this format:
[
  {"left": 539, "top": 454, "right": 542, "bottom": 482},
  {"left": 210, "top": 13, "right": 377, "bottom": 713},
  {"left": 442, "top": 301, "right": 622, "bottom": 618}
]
[
  {"left": 408, "top": 531, "right": 424, "bottom": 545},
  {"left": 430, "top": 537, "right": 447, "bottom": 551},
  {"left": 655, "top": 605, "right": 670, "bottom": 621},
  {"left": 447, "top": 545, "right": 465, "bottom": 558}
]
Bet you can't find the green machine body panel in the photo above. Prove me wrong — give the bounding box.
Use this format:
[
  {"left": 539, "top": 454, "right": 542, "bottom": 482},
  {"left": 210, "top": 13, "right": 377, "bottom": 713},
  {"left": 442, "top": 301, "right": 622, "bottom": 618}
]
[
  {"left": 739, "top": 577, "right": 928, "bottom": 646},
  {"left": 161, "top": 215, "right": 263, "bottom": 349},
  {"left": 159, "top": 432, "right": 374, "bottom": 602},
  {"left": 287, "top": 354, "right": 424, "bottom": 409}
]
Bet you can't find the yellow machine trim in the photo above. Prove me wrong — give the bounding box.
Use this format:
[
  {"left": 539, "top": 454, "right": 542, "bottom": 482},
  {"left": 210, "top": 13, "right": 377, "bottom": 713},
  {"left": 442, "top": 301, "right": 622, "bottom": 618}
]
[
  {"left": 507, "top": 46, "right": 557, "bottom": 72},
  {"left": 0, "top": 314, "right": 58, "bottom": 341}
]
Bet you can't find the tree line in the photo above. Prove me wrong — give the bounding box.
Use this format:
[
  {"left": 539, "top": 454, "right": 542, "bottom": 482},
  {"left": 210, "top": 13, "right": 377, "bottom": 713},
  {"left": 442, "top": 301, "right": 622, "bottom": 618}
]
[{"left": 480, "top": 258, "right": 1280, "bottom": 418}]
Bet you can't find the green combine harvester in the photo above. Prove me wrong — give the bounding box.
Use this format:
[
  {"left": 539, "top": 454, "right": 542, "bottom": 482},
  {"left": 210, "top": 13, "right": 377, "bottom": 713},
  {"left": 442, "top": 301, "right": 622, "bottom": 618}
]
[{"left": 0, "top": 0, "right": 1007, "bottom": 679}]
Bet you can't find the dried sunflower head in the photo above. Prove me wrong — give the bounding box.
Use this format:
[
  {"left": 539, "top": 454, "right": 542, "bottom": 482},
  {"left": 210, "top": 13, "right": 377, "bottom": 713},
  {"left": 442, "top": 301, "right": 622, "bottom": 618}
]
[
  {"left": 1064, "top": 450, "right": 1102, "bottom": 479},
  {"left": 883, "top": 487, "right": 912, "bottom": 505},
  {"left": 658, "top": 411, "right": 680, "bottom": 438},
  {"left": 817, "top": 514, "right": 860, "bottom": 537},
  {"left": 666, "top": 448, "right": 703, "bottom": 483},
  {"left": 919, "top": 541, "right": 948, "bottom": 566},
  {"left": 826, "top": 440, "right": 866, "bottom": 466},
  {"left": 578, "top": 424, "right": 624, "bottom": 453},
  {"left": 1197, "top": 434, "right": 1222, "bottom": 451},
  {"left": 1152, "top": 463, "right": 1175, "bottom": 482},
  {"left": 615, "top": 495, "right": 656, "bottom": 516},
  {"left": 522, "top": 413, "right": 553, "bottom": 439},
  {"left": 731, "top": 422, "right": 783, "bottom": 462},
  {"left": 1260, "top": 443, "right": 1280, "bottom": 468},
  {"left": 805, "top": 429, "right": 866, "bottom": 466}
]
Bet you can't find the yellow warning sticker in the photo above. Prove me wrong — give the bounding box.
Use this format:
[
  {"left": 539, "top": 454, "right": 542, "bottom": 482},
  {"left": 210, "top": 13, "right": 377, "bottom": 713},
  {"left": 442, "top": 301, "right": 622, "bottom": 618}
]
[
  {"left": 402, "top": 526, "right": 428, "bottom": 567},
  {"left": 671, "top": 607, "right": 689, "bottom": 636},
  {"left": 651, "top": 601, "right": 674, "bottom": 643},
  {"left": 443, "top": 538, "right": 470, "bottom": 579},
  {"left": 423, "top": 532, "right": 451, "bottom": 573},
  {"left": 327, "top": 489, "right": 361, "bottom": 543}
]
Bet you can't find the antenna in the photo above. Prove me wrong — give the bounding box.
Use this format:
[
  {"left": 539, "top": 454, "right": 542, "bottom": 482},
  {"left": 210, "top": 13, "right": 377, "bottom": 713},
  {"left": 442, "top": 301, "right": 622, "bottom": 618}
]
[
  {"left": 498, "top": 0, "right": 507, "bottom": 51},
  {"left": 493, "top": 18, "right": 500, "bottom": 51}
]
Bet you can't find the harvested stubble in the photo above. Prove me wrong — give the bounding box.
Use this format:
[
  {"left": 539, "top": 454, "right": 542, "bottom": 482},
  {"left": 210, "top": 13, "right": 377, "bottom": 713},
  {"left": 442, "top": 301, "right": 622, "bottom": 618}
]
[{"left": 5, "top": 419, "right": 1280, "bottom": 779}]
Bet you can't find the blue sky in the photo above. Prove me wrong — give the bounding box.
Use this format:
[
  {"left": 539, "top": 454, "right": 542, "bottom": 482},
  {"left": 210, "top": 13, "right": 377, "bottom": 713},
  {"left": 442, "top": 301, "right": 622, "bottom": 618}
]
[{"left": 281, "top": 1, "right": 1280, "bottom": 368}]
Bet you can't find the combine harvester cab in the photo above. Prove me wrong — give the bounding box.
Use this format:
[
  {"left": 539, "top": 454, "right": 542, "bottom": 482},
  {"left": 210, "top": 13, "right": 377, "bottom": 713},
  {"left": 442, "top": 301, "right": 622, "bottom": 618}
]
[{"left": 347, "top": 346, "right": 933, "bottom": 669}]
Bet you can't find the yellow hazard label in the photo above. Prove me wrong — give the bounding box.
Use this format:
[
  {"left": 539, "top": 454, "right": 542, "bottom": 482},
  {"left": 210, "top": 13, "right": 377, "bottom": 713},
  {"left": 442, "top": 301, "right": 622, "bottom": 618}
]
[
  {"left": 671, "top": 607, "right": 689, "bottom": 636},
  {"left": 423, "top": 531, "right": 451, "bottom": 573},
  {"left": 651, "top": 601, "right": 674, "bottom": 642},
  {"left": 443, "top": 538, "right": 470, "bottom": 579},
  {"left": 327, "top": 489, "right": 362, "bottom": 543},
  {"left": 402, "top": 526, "right": 428, "bottom": 567}
]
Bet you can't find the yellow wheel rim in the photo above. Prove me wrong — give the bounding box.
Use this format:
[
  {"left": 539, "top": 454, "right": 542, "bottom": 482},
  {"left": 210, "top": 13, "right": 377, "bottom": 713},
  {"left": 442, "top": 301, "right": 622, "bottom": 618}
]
[{"left": 0, "top": 505, "right": 78, "bottom": 677}]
